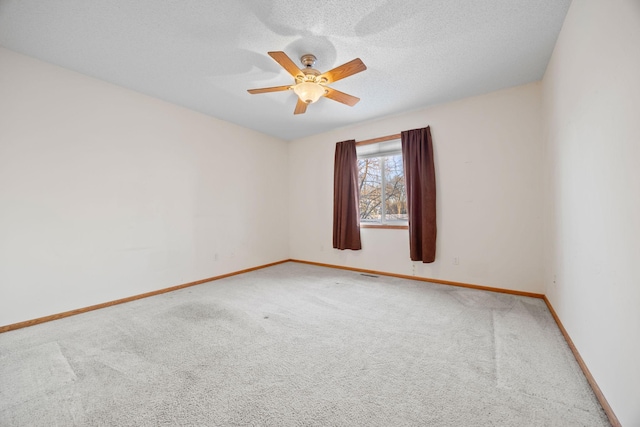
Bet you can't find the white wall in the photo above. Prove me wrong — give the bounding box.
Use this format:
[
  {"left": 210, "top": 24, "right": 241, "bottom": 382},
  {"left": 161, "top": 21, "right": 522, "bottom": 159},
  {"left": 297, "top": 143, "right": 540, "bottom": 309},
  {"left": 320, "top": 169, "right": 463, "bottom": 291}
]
[
  {"left": 542, "top": 1, "right": 640, "bottom": 425},
  {"left": 289, "top": 82, "right": 544, "bottom": 293},
  {"left": 0, "top": 48, "right": 289, "bottom": 326}
]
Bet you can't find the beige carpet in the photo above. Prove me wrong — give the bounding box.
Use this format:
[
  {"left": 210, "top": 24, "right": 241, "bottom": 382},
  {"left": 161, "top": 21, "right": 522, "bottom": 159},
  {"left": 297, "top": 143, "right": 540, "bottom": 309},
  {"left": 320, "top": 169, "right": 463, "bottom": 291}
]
[{"left": 0, "top": 262, "right": 609, "bottom": 426}]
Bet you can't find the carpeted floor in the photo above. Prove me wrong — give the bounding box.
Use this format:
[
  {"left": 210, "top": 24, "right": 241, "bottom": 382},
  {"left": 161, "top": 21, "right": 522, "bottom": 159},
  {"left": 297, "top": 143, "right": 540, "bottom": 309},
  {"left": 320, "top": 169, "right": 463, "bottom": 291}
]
[{"left": 0, "top": 262, "right": 609, "bottom": 426}]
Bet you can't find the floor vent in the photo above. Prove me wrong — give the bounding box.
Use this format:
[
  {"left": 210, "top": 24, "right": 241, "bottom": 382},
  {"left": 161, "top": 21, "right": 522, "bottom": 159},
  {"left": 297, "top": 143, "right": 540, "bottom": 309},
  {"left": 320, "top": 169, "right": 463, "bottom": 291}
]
[{"left": 361, "top": 273, "right": 379, "bottom": 278}]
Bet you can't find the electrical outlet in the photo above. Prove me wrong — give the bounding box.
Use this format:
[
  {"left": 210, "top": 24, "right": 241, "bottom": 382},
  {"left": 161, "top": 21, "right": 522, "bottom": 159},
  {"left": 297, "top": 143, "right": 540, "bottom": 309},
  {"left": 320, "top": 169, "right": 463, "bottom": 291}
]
[{"left": 453, "top": 257, "right": 460, "bottom": 265}]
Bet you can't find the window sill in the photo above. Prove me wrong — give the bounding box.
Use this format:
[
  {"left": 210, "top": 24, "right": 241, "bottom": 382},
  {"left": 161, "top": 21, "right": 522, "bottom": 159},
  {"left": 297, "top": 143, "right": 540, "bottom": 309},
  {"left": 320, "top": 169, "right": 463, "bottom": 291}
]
[{"left": 361, "top": 224, "right": 408, "bottom": 230}]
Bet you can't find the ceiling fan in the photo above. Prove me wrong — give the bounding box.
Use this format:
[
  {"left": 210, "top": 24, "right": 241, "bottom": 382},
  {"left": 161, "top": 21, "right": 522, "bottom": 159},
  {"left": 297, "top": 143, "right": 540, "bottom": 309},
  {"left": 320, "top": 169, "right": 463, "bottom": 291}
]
[{"left": 247, "top": 51, "right": 367, "bottom": 115}]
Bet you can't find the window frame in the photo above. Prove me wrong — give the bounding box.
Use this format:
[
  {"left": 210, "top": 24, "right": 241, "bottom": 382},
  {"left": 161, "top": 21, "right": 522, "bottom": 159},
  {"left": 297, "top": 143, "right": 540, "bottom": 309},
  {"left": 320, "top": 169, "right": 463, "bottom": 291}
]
[{"left": 357, "top": 141, "right": 409, "bottom": 230}]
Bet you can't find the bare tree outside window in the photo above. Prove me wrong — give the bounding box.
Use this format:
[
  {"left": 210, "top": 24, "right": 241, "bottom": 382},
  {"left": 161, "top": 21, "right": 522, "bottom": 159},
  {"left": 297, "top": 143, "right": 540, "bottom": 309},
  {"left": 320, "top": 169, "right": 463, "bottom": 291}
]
[
  {"left": 358, "top": 154, "right": 407, "bottom": 224},
  {"left": 358, "top": 157, "right": 381, "bottom": 220}
]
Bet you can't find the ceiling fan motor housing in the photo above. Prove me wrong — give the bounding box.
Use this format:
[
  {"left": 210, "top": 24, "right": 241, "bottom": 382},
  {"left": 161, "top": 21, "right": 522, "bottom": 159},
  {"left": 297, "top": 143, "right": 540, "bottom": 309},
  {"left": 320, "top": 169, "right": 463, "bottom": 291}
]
[
  {"left": 297, "top": 54, "right": 325, "bottom": 84},
  {"left": 300, "top": 54, "right": 317, "bottom": 68}
]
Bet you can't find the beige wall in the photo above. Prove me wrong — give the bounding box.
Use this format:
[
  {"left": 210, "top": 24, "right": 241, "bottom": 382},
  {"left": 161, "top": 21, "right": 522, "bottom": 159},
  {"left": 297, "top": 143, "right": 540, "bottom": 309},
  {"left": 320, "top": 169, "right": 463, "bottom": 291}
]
[
  {"left": 289, "top": 82, "right": 544, "bottom": 293},
  {"left": 0, "top": 48, "right": 289, "bottom": 326},
  {"left": 542, "top": 0, "right": 640, "bottom": 425}
]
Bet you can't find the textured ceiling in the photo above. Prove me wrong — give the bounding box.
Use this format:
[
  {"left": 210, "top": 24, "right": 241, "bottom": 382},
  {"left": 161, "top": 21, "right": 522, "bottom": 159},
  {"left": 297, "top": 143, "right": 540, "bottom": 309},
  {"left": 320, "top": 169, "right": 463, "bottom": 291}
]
[{"left": 0, "top": 0, "right": 571, "bottom": 141}]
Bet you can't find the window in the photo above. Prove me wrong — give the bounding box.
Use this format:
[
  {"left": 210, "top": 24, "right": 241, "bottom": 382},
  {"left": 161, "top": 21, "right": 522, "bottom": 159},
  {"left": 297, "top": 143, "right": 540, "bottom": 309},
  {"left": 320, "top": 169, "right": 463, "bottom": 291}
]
[{"left": 357, "top": 139, "right": 408, "bottom": 226}]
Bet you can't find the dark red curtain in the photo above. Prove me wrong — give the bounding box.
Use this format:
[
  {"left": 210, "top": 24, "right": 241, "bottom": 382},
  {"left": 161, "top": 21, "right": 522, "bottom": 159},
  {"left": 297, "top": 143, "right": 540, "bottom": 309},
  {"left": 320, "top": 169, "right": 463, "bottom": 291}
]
[
  {"left": 401, "top": 127, "right": 436, "bottom": 262},
  {"left": 333, "top": 140, "right": 362, "bottom": 250}
]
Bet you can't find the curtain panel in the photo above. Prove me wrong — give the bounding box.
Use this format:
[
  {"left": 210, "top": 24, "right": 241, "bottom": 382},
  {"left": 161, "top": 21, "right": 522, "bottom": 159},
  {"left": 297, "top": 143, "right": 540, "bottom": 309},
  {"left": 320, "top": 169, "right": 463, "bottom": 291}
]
[
  {"left": 333, "top": 140, "right": 362, "bottom": 250},
  {"left": 401, "top": 127, "right": 437, "bottom": 262}
]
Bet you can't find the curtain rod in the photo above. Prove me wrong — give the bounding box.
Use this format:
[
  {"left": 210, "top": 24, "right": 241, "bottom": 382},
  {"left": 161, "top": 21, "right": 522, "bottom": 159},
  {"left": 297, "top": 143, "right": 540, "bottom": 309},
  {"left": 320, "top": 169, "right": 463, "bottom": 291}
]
[{"left": 355, "top": 133, "right": 401, "bottom": 147}]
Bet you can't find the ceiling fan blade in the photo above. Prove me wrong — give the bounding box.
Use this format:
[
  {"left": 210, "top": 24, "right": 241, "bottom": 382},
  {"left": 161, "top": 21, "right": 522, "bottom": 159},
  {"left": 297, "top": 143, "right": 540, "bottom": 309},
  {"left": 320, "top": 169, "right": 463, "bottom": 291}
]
[
  {"left": 323, "top": 87, "right": 360, "bottom": 106},
  {"left": 268, "top": 51, "right": 304, "bottom": 79},
  {"left": 294, "top": 98, "right": 308, "bottom": 115},
  {"left": 319, "top": 58, "right": 367, "bottom": 84},
  {"left": 247, "top": 85, "right": 292, "bottom": 94}
]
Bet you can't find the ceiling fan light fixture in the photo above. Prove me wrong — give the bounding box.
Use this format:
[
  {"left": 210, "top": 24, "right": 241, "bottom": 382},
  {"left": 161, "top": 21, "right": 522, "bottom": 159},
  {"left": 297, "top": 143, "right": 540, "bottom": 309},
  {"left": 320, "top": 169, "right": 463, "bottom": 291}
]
[{"left": 293, "top": 81, "right": 325, "bottom": 104}]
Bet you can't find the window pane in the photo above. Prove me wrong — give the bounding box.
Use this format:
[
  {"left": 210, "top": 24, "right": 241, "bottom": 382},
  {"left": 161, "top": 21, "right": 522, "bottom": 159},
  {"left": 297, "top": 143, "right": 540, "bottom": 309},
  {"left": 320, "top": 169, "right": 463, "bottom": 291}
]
[
  {"left": 358, "top": 158, "right": 382, "bottom": 221},
  {"left": 358, "top": 153, "right": 407, "bottom": 225},
  {"left": 384, "top": 154, "right": 408, "bottom": 222}
]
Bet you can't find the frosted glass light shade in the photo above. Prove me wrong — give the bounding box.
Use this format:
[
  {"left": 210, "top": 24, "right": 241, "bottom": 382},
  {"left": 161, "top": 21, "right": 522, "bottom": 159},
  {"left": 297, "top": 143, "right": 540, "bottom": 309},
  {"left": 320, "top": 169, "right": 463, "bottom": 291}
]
[{"left": 293, "top": 82, "right": 325, "bottom": 104}]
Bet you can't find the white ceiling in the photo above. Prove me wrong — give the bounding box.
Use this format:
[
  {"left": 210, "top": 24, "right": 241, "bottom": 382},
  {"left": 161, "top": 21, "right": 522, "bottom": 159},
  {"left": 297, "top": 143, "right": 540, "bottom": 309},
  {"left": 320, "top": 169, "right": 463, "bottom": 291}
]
[{"left": 0, "top": 0, "right": 571, "bottom": 141}]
